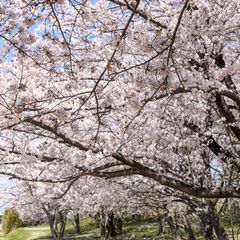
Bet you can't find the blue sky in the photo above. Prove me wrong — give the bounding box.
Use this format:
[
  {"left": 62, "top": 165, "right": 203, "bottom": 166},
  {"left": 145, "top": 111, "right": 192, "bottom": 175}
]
[{"left": 0, "top": 176, "right": 12, "bottom": 214}]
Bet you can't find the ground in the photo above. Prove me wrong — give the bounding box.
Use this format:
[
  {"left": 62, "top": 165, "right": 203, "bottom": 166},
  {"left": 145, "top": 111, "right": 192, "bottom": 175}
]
[{"left": 0, "top": 217, "right": 239, "bottom": 240}]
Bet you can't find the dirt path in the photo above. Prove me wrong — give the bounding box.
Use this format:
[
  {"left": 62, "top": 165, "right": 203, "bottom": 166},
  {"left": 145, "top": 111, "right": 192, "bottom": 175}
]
[
  {"left": 27, "top": 231, "right": 50, "bottom": 240},
  {"left": 25, "top": 227, "right": 51, "bottom": 240},
  {"left": 0, "top": 232, "right": 6, "bottom": 240},
  {"left": 0, "top": 225, "right": 6, "bottom": 240}
]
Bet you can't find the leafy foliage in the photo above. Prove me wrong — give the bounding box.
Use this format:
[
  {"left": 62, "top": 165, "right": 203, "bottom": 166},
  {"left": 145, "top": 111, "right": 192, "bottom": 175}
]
[{"left": 2, "top": 208, "right": 22, "bottom": 234}]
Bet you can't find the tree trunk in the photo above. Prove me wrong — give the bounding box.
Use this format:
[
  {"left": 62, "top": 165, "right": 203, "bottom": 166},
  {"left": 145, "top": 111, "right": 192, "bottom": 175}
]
[
  {"left": 185, "top": 218, "right": 196, "bottom": 240},
  {"left": 58, "top": 211, "right": 67, "bottom": 240},
  {"left": 106, "top": 212, "right": 116, "bottom": 237},
  {"left": 199, "top": 210, "right": 215, "bottom": 240},
  {"left": 208, "top": 201, "right": 228, "bottom": 240},
  {"left": 115, "top": 216, "right": 123, "bottom": 235},
  {"left": 157, "top": 214, "right": 165, "bottom": 236},
  {"left": 42, "top": 207, "right": 67, "bottom": 240},
  {"left": 48, "top": 215, "right": 64, "bottom": 240},
  {"left": 48, "top": 215, "right": 59, "bottom": 240},
  {"left": 166, "top": 215, "right": 180, "bottom": 240},
  {"left": 100, "top": 210, "right": 106, "bottom": 240},
  {"left": 73, "top": 213, "right": 81, "bottom": 234}
]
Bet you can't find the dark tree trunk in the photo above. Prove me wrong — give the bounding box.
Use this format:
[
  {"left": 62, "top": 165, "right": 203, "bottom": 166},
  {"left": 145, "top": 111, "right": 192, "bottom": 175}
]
[
  {"left": 58, "top": 211, "right": 67, "bottom": 239},
  {"left": 106, "top": 212, "right": 116, "bottom": 237},
  {"left": 48, "top": 215, "right": 59, "bottom": 240},
  {"left": 185, "top": 218, "right": 196, "bottom": 240},
  {"left": 199, "top": 209, "right": 215, "bottom": 240},
  {"left": 166, "top": 215, "right": 180, "bottom": 240},
  {"left": 99, "top": 210, "right": 122, "bottom": 239},
  {"left": 157, "top": 214, "right": 165, "bottom": 236},
  {"left": 100, "top": 210, "right": 106, "bottom": 240},
  {"left": 95, "top": 212, "right": 100, "bottom": 228},
  {"left": 208, "top": 201, "right": 228, "bottom": 240},
  {"left": 42, "top": 207, "right": 67, "bottom": 240},
  {"left": 73, "top": 213, "right": 81, "bottom": 234},
  {"left": 115, "top": 216, "right": 123, "bottom": 235}
]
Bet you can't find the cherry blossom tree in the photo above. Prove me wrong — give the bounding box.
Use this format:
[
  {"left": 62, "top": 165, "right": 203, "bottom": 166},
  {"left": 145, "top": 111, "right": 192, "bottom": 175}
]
[
  {"left": 0, "top": 0, "right": 239, "bottom": 199},
  {"left": 6, "top": 176, "right": 136, "bottom": 239}
]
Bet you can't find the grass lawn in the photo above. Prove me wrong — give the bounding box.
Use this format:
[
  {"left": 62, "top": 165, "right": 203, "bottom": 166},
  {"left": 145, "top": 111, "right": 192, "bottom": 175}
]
[
  {"left": 6, "top": 226, "right": 50, "bottom": 240},
  {"left": 0, "top": 231, "right": 6, "bottom": 240},
  {"left": 1, "top": 217, "right": 240, "bottom": 240},
  {"left": 0, "top": 217, "right": 183, "bottom": 240},
  {"left": 3, "top": 217, "right": 99, "bottom": 240}
]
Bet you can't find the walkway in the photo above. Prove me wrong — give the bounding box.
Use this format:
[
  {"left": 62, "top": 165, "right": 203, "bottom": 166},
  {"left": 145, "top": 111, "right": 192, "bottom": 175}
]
[{"left": 0, "top": 224, "right": 5, "bottom": 240}]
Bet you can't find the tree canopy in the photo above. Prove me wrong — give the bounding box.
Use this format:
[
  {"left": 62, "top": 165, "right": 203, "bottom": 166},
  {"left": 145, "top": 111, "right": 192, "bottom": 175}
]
[{"left": 0, "top": 0, "right": 239, "bottom": 199}]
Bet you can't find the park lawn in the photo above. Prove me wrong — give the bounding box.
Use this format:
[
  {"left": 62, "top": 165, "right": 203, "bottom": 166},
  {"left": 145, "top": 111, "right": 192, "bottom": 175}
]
[
  {"left": 4, "top": 217, "right": 99, "bottom": 240},
  {"left": 121, "top": 217, "right": 163, "bottom": 240},
  {"left": 6, "top": 228, "right": 32, "bottom": 240},
  {"left": 0, "top": 231, "right": 6, "bottom": 240},
  {"left": 3, "top": 217, "right": 240, "bottom": 240},
  {"left": 3, "top": 217, "right": 173, "bottom": 240},
  {"left": 64, "top": 217, "right": 99, "bottom": 239},
  {"left": 6, "top": 225, "right": 50, "bottom": 240}
]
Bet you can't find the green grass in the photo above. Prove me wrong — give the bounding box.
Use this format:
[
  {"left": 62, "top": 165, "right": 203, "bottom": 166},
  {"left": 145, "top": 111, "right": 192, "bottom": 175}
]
[
  {"left": 65, "top": 216, "right": 98, "bottom": 235},
  {"left": 0, "top": 231, "right": 6, "bottom": 240},
  {"left": 5, "top": 226, "right": 51, "bottom": 240},
  {"left": 3, "top": 217, "right": 99, "bottom": 240},
  {"left": 1, "top": 216, "right": 240, "bottom": 240},
  {"left": 122, "top": 217, "right": 162, "bottom": 239},
  {"left": 5, "top": 228, "right": 32, "bottom": 240},
  {"left": 64, "top": 217, "right": 99, "bottom": 239}
]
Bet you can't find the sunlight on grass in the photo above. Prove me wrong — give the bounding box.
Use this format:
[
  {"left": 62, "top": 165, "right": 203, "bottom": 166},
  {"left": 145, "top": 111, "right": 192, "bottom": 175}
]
[
  {"left": 6, "top": 228, "right": 32, "bottom": 240},
  {"left": 2, "top": 217, "right": 240, "bottom": 240}
]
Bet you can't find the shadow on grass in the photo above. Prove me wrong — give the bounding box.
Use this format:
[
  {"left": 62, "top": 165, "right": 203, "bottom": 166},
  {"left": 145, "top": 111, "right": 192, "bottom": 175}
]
[
  {"left": 33, "top": 234, "right": 100, "bottom": 240},
  {"left": 32, "top": 236, "right": 52, "bottom": 240}
]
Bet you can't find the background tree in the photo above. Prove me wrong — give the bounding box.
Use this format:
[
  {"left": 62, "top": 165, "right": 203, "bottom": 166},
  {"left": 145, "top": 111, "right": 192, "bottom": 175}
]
[{"left": 2, "top": 208, "right": 22, "bottom": 234}]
